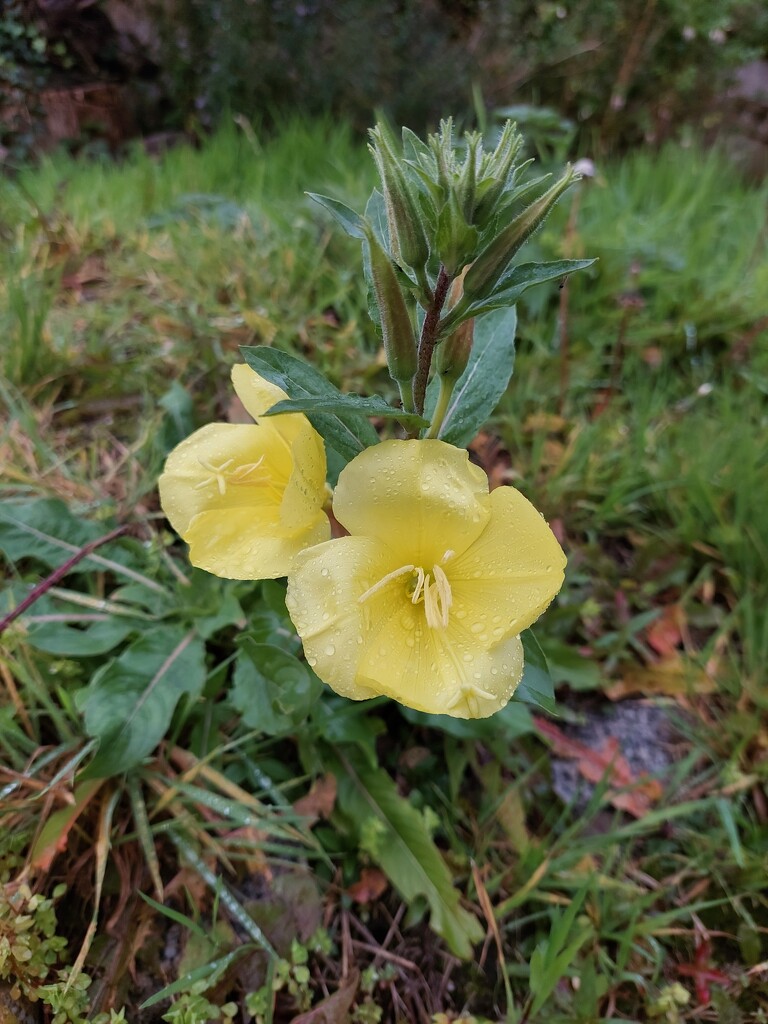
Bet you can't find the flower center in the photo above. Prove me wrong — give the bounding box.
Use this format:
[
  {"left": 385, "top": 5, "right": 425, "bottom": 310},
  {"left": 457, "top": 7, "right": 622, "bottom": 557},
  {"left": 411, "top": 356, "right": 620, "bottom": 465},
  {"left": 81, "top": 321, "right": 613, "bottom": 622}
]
[
  {"left": 195, "top": 455, "right": 267, "bottom": 496},
  {"left": 359, "top": 550, "right": 455, "bottom": 629}
]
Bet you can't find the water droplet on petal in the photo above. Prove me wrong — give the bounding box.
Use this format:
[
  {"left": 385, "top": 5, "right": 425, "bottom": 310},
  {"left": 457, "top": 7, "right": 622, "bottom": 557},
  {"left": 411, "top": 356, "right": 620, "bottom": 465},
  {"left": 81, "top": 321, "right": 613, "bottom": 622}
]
[{"left": 324, "top": 644, "right": 336, "bottom": 656}]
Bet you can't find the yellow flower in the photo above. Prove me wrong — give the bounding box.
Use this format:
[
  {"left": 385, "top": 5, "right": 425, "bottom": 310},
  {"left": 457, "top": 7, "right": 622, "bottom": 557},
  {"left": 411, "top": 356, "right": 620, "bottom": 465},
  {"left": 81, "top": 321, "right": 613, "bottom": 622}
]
[
  {"left": 158, "top": 365, "right": 329, "bottom": 579},
  {"left": 286, "top": 439, "right": 566, "bottom": 718}
]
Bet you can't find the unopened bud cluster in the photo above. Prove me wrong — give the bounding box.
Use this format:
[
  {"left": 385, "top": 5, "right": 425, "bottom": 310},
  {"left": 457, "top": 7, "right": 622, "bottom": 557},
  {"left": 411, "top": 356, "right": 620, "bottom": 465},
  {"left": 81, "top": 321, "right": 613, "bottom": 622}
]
[{"left": 311, "top": 118, "right": 578, "bottom": 420}]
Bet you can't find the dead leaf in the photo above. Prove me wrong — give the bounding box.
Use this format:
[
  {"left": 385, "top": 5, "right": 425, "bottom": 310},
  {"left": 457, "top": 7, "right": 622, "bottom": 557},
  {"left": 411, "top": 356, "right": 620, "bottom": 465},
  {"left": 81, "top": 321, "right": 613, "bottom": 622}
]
[
  {"left": 534, "top": 716, "right": 662, "bottom": 818},
  {"left": 347, "top": 867, "right": 388, "bottom": 904},
  {"left": 606, "top": 656, "right": 716, "bottom": 700},
  {"left": 293, "top": 774, "right": 337, "bottom": 823},
  {"left": 646, "top": 605, "right": 685, "bottom": 658},
  {"left": 289, "top": 969, "right": 359, "bottom": 1024},
  {"left": 61, "top": 255, "right": 107, "bottom": 292},
  {"left": 29, "top": 778, "right": 105, "bottom": 872}
]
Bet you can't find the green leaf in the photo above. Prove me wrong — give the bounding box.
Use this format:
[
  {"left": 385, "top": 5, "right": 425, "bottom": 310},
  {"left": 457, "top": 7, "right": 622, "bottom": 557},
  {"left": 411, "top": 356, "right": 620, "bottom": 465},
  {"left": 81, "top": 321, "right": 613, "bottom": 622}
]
[
  {"left": 232, "top": 639, "right": 322, "bottom": 735},
  {"left": 26, "top": 615, "right": 139, "bottom": 656},
  {"left": 78, "top": 627, "right": 206, "bottom": 777},
  {"left": 0, "top": 499, "right": 160, "bottom": 589},
  {"left": 332, "top": 749, "right": 484, "bottom": 958},
  {"left": 306, "top": 192, "right": 367, "bottom": 239},
  {"left": 461, "top": 259, "right": 596, "bottom": 319},
  {"left": 424, "top": 306, "right": 517, "bottom": 446},
  {"left": 516, "top": 630, "right": 557, "bottom": 714},
  {"left": 240, "top": 346, "right": 379, "bottom": 463},
  {"left": 265, "top": 394, "right": 428, "bottom": 430}
]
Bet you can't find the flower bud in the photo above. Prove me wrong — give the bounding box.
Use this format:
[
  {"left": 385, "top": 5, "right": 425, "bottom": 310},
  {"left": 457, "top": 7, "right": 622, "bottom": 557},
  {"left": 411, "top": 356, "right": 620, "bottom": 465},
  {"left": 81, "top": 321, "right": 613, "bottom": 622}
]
[
  {"left": 369, "top": 124, "right": 430, "bottom": 275},
  {"left": 365, "top": 228, "right": 417, "bottom": 384},
  {"left": 435, "top": 318, "right": 474, "bottom": 382},
  {"left": 464, "top": 166, "right": 577, "bottom": 301}
]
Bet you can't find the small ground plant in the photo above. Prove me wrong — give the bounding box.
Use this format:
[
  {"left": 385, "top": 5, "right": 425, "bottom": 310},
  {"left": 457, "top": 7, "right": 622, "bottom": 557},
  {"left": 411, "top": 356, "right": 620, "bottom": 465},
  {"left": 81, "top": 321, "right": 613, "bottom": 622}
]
[{"left": 0, "top": 118, "right": 767, "bottom": 1022}]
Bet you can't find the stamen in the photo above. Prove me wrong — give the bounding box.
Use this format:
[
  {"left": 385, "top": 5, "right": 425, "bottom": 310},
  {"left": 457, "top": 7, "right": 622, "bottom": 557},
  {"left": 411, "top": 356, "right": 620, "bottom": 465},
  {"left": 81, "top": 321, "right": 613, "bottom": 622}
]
[
  {"left": 359, "top": 563, "right": 415, "bottom": 604},
  {"left": 194, "top": 454, "right": 267, "bottom": 495},
  {"left": 359, "top": 561, "right": 454, "bottom": 630},
  {"left": 410, "top": 566, "right": 426, "bottom": 605},
  {"left": 447, "top": 681, "right": 496, "bottom": 716},
  {"left": 431, "top": 564, "right": 452, "bottom": 627},
  {"left": 195, "top": 456, "right": 234, "bottom": 495}
]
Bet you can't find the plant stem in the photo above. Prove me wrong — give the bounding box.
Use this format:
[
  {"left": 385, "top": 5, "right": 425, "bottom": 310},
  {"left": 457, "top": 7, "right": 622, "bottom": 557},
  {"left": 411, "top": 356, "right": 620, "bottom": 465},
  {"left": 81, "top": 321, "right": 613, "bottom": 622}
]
[
  {"left": 425, "top": 376, "right": 455, "bottom": 439},
  {"left": 413, "top": 265, "right": 452, "bottom": 415},
  {"left": 398, "top": 377, "right": 416, "bottom": 415}
]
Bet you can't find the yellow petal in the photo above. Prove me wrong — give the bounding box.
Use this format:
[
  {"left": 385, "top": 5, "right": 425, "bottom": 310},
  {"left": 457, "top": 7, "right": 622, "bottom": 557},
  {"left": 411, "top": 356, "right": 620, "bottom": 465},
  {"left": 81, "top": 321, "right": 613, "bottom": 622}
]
[
  {"left": 450, "top": 485, "right": 566, "bottom": 640},
  {"left": 231, "top": 363, "right": 289, "bottom": 421},
  {"left": 185, "top": 504, "right": 329, "bottom": 580},
  {"left": 355, "top": 601, "right": 524, "bottom": 718},
  {"left": 158, "top": 422, "right": 288, "bottom": 537},
  {"left": 333, "top": 439, "right": 490, "bottom": 567},
  {"left": 286, "top": 537, "right": 392, "bottom": 700},
  {"left": 287, "top": 533, "right": 525, "bottom": 718},
  {"left": 159, "top": 410, "right": 330, "bottom": 580}
]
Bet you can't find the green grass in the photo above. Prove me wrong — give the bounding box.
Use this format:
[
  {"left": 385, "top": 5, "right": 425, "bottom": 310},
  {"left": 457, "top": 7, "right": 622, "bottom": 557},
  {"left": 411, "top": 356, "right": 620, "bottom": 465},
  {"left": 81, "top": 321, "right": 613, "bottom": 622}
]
[{"left": 1, "top": 120, "right": 768, "bottom": 1023}]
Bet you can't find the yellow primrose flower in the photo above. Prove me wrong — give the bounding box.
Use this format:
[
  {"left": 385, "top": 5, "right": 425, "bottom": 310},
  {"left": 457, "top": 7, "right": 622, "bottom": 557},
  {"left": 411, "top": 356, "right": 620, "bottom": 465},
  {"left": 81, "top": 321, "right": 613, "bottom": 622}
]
[
  {"left": 286, "top": 439, "right": 566, "bottom": 718},
  {"left": 158, "top": 364, "right": 329, "bottom": 579}
]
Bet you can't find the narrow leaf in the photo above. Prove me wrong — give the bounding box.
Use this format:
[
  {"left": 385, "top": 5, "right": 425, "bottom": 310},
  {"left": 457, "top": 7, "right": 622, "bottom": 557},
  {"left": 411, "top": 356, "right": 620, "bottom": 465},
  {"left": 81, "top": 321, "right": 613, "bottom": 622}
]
[
  {"left": 306, "top": 192, "right": 367, "bottom": 239},
  {"left": 462, "top": 259, "right": 596, "bottom": 319},
  {"left": 265, "top": 394, "right": 428, "bottom": 430},
  {"left": 424, "top": 306, "right": 517, "bottom": 446},
  {"left": 334, "top": 750, "right": 483, "bottom": 958}
]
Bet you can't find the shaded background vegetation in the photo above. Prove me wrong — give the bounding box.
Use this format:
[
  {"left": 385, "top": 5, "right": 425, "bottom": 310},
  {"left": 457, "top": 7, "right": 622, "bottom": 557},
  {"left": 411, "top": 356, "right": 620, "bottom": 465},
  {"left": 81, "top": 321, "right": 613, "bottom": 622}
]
[{"left": 2, "top": 0, "right": 768, "bottom": 162}]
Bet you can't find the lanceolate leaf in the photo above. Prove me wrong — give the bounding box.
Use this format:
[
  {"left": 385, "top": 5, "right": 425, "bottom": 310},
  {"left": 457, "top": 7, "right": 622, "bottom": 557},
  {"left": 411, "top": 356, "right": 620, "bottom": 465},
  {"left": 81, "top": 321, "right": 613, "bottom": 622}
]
[
  {"left": 333, "top": 749, "right": 483, "bottom": 958},
  {"left": 78, "top": 627, "right": 206, "bottom": 777},
  {"left": 265, "top": 394, "right": 428, "bottom": 431},
  {"left": 240, "top": 346, "right": 379, "bottom": 463},
  {"left": 306, "top": 192, "right": 367, "bottom": 239},
  {"left": 424, "top": 306, "right": 517, "bottom": 447},
  {"left": 458, "top": 258, "right": 596, "bottom": 321}
]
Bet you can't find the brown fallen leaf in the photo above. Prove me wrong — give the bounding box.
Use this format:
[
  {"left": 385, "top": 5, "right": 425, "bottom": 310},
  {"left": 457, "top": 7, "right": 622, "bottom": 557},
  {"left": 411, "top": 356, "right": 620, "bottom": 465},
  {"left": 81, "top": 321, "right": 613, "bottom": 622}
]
[
  {"left": 289, "top": 969, "right": 359, "bottom": 1024},
  {"left": 293, "top": 774, "right": 337, "bottom": 823},
  {"left": 29, "top": 778, "right": 105, "bottom": 872},
  {"left": 534, "top": 716, "right": 662, "bottom": 818},
  {"left": 646, "top": 605, "right": 686, "bottom": 658},
  {"left": 606, "top": 655, "right": 716, "bottom": 700},
  {"left": 347, "top": 867, "right": 388, "bottom": 904}
]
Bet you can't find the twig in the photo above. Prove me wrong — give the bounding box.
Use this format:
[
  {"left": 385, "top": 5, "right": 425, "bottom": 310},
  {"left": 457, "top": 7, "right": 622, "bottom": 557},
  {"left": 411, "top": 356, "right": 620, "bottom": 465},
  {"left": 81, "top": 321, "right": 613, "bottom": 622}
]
[
  {"left": 349, "top": 940, "right": 419, "bottom": 972},
  {"left": 0, "top": 524, "right": 130, "bottom": 637}
]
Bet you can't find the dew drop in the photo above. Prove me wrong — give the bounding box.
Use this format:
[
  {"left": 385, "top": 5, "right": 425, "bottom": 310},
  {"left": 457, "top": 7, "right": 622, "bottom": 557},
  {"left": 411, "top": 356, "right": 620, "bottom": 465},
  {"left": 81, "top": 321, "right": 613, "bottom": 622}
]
[
  {"left": 324, "top": 644, "right": 336, "bottom": 656},
  {"left": 320, "top": 567, "right": 329, "bottom": 577},
  {"left": 462, "top": 653, "right": 473, "bottom": 663},
  {"left": 406, "top": 637, "right": 415, "bottom": 648},
  {"left": 455, "top": 609, "right": 467, "bottom": 620},
  {"left": 470, "top": 622, "right": 484, "bottom": 634},
  {"left": 307, "top": 656, "right": 317, "bottom": 667}
]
